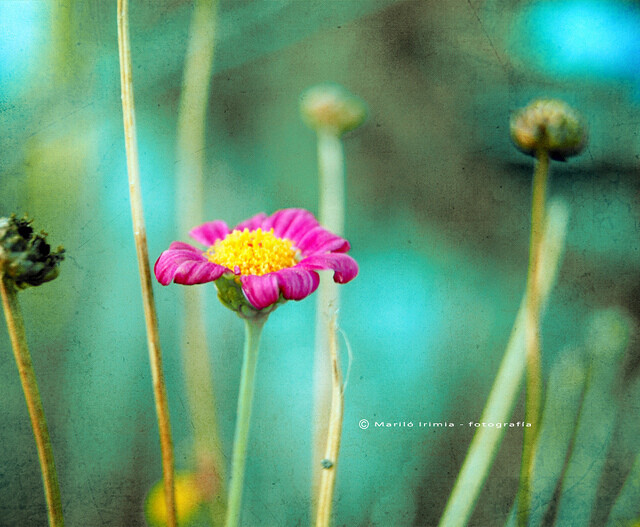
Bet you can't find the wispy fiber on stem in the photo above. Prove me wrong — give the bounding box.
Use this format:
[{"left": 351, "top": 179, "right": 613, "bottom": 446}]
[{"left": 315, "top": 314, "right": 346, "bottom": 527}]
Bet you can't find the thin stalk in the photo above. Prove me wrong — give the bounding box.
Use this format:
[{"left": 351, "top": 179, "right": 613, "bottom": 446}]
[
  {"left": 225, "top": 317, "right": 266, "bottom": 527},
  {"left": 312, "top": 130, "right": 345, "bottom": 505},
  {"left": 317, "top": 131, "right": 345, "bottom": 235},
  {"left": 50, "top": 0, "right": 73, "bottom": 86},
  {"left": 315, "top": 315, "right": 345, "bottom": 527},
  {"left": 174, "top": 0, "right": 226, "bottom": 519},
  {"left": 502, "top": 351, "right": 587, "bottom": 527},
  {"left": 517, "top": 149, "right": 549, "bottom": 527},
  {"left": 606, "top": 453, "right": 640, "bottom": 526},
  {"left": 0, "top": 276, "right": 64, "bottom": 527},
  {"left": 117, "top": 2, "right": 177, "bottom": 526},
  {"left": 438, "top": 199, "right": 568, "bottom": 527}
]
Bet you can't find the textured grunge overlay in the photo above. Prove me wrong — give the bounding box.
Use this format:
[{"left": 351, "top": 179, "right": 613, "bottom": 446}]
[{"left": 1, "top": 1, "right": 639, "bottom": 526}]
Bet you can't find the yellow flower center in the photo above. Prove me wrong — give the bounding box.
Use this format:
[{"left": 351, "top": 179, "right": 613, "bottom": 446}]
[{"left": 206, "top": 228, "right": 298, "bottom": 276}]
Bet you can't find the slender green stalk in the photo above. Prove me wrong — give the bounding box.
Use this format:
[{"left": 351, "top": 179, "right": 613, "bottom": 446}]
[
  {"left": 174, "top": 0, "right": 226, "bottom": 519},
  {"left": 117, "top": 2, "right": 177, "bottom": 526},
  {"left": 315, "top": 316, "right": 345, "bottom": 527},
  {"left": 517, "top": 149, "right": 549, "bottom": 527},
  {"left": 503, "top": 351, "right": 587, "bottom": 527},
  {"left": 317, "top": 131, "right": 345, "bottom": 234},
  {"left": 607, "top": 453, "right": 640, "bottom": 526},
  {"left": 312, "top": 130, "right": 345, "bottom": 504},
  {"left": 225, "top": 317, "right": 266, "bottom": 527},
  {"left": 0, "top": 276, "right": 64, "bottom": 527},
  {"left": 555, "top": 309, "right": 630, "bottom": 527},
  {"left": 50, "top": 1, "right": 73, "bottom": 85},
  {"left": 438, "top": 199, "right": 568, "bottom": 527}
]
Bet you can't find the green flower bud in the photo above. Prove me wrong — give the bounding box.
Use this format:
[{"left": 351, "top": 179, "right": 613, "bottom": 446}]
[
  {"left": 213, "top": 273, "right": 283, "bottom": 320},
  {"left": 510, "top": 99, "right": 587, "bottom": 161},
  {"left": 0, "top": 215, "right": 64, "bottom": 289},
  {"left": 300, "top": 83, "right": 367, "bottom": 136}
]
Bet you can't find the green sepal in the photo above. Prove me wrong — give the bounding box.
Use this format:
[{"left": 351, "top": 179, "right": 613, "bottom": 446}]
[{"left": 214, "top": 272, "right": 285, "bottom": 320}]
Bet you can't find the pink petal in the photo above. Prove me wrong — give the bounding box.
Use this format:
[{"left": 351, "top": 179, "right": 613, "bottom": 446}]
[
  {"left": 155, "top": 247, "right": 205, "bottom": 285},
  {"left": 241, "top": 274, "right": 280, "bottom": 310},
  {"left": 273, "top": 268, "right": 320, "bottom": 301},
  {"left": 297, "top": 253, "right": 359, "bottom": 283},
  {"left": 234, "top": 212, "right": 267, "bottom": 232},
  {"left": 295, "top": 226, "right": 350, "bottom": 254},
  {"left": 240, "top": 268, "right": 321, "bottom": 309},
  {"left": 168, "top": 241, "right": 203, "bottom": 253},
  {"left": 154, "top": 246, "right": 226, "bottom": 285},
  {"left": 264, "top": 208, "right": 319, "bottom": 241},
  {"left": 173, "top": 260, "right": 227, "bottom": 285},
  {"left": 189, "top": 221, "right": 230, "bottom": 246}
]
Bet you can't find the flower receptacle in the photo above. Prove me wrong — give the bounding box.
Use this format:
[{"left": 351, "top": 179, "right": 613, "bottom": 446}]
[{"left": 214, "top": 273, "right": 283, "bottom": 320}]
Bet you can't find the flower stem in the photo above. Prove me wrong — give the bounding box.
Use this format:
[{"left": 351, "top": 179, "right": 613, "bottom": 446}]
[
  {"left": 313, "top": 129, "right": 345, "bottom": 507},
  {"left": 0, "top": 276, "right": 64, "bottom": 527},
  {"left": 315, "top": 315, "right": 345, "bottom": 527},
  {"left": 117, "top": 2, "right": 177, "bottom": 526},
  {"left": 517, "top": 148, "right": 549, "bottom": 527},
  {"left": 318, "top": 131, "right": 345, "bottom": 235},
  {"left": 606, "top": 453, "right": 640, "bottom": 526},
  {"left": 225, "top": 317, "right": 266, "bottom": 527},
  {"left": 437, "top": 199, "right": 568, "bottom": 527}
]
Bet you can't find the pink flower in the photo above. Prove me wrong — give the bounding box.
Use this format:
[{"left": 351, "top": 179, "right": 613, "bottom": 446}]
[{"left": 154, "top": 208, "right": 358, "bottom": 312}]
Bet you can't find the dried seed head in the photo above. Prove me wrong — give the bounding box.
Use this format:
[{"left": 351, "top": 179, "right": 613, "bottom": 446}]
[
  {"left": 300, "top": 83, "right": 367, "bottom": 136},
  {"left": 510, "top": 99, "right": 587, "bottom": 161},
  {"left": 0, "top": 215, "right": 64, "bottom": 289}
]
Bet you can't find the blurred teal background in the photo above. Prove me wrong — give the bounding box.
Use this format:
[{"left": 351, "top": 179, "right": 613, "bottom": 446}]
[{"left": 1, "top": 1, "right": 639, "bottom": 526}]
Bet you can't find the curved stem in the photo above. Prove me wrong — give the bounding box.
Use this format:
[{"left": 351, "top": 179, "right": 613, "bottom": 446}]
[
  {"left": 0, "top": 277, "right": 64, "bottom": 527},
  {"left": 437, "top": 199, "right": 567, "bottom": 527},
  {"left": 315, "top": 315, "right": 344, "bottom": 527},
  {"left": 606, "top": 452, "right": 640, "bottom": 526},
  {"left": 517, "top": 148, "right": 549, "bottom": 527},
  {"left": 117, "top": 2, "right": 177, "bottom": 526},
  {"left": 225, "top": 317, "right": 266, "bottom": 527}
]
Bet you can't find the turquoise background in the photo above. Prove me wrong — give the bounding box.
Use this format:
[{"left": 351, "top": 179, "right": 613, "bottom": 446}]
[{"left": 1, "top": 1, "right": 639, "bottom": 525}]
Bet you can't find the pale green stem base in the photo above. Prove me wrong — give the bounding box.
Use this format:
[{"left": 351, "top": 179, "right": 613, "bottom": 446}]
[
  {"left": 503, "top": 351, "right": 587, "bottom": 527},
  {"left": 0, "top": 277, "right": 64, "bottom": 527},
  {"left": 437, "top": 199, "right": 568, "bottom": 527},
  {"left": 607, "top": 453, "right": 640, "bottom": 526},
  {"left": 225, "top": 317, "right": 266, "bottom": 527}
]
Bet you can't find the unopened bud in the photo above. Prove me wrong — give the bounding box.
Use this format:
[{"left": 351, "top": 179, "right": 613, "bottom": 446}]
[
  {"left": 510, "top": 99, "right": 587, "bottom": 161},
  {"left": 300, "top": 83, "right": 367, "bottom": 136}
]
